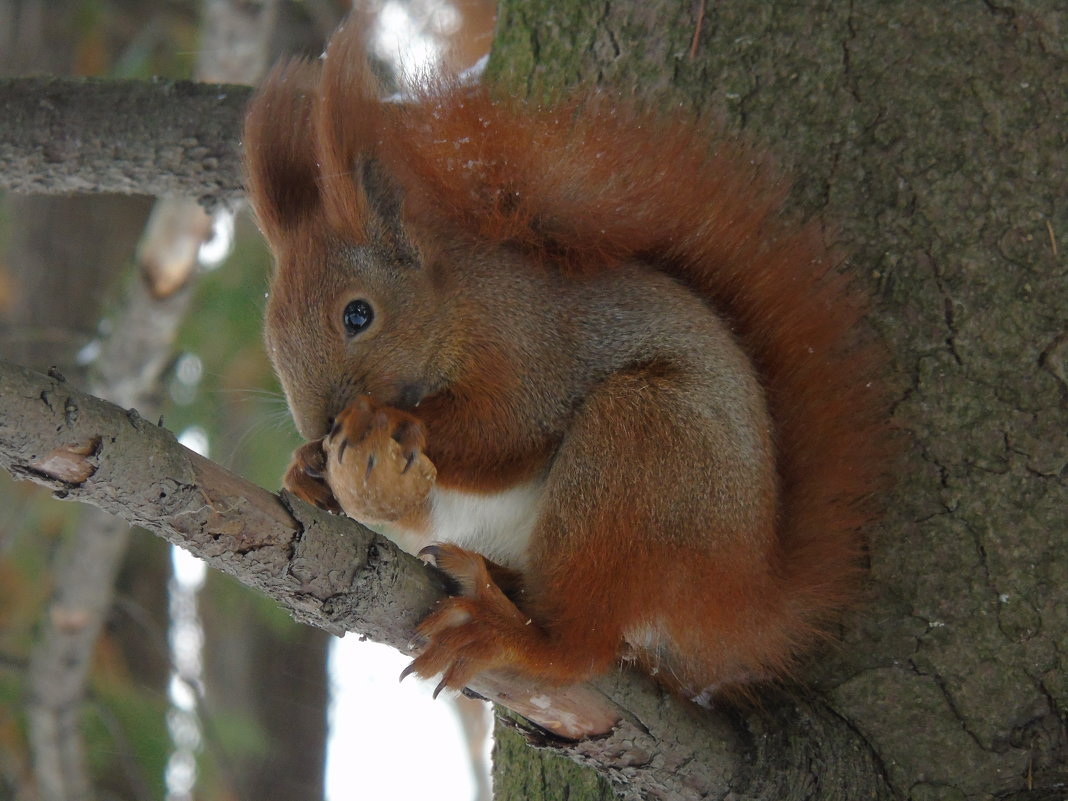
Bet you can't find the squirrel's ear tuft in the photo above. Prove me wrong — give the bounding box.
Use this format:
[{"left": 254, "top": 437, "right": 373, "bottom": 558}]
[
  {"left": 246, "top": 17, "right": 423, "bottom": 258},
  {"left": 243, "top": 59, "right": 322, "bottom": 245},
  {"left": 316, "top": 20, "right": 382, "bottom": 241}
]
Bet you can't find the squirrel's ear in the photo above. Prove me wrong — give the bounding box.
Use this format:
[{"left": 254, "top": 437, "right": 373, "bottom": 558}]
[
  {"left": 360, "top": 158, "right": 421, "bottom": 267},
  {"left": 315, "top": 19, "right": 422, "bottom": 265},
  {"left": 316, "top": 19, "right": 380, "bottom": 242},
  {"left": 243, "top": 59, "right": 322, "bottom": 245}
]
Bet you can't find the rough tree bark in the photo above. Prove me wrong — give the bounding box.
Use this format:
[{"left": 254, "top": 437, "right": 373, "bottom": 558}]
[
  {"left": 1, "top": 9, "right": 166, "bottom": 799},
  {"left": 1, "top": 0, "right": 1065, "bottom": 799}
]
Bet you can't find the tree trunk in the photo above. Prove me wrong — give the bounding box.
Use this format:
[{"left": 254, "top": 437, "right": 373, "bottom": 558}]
[{"left": 487, "top": 0, "right": 1068, "bottom": 798}]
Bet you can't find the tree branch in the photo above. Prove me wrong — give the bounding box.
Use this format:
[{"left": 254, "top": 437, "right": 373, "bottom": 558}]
[
  {"left": 0, "top": 77, "right": 250, "bottom": 207},
  {"left": 0, "top": 358, "right": 892, "bottom": 800}
]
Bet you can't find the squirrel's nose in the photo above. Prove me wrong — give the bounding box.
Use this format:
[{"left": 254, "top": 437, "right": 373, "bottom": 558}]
[{"left": 293, "top": 403, "right": 332, "bottom": 442}]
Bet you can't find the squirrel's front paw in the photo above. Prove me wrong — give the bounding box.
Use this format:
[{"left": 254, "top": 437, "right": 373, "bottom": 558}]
[
  {"left": 284, "top": 440, "right": 341, "bottom": 513},
  {"left": 323, "top": 396, "right": 436, "bottom": 525}
]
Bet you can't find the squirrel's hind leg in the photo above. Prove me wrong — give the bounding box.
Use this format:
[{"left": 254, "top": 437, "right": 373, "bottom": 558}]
[{"left": 404, "top": 542, "right": 549, "bottom": 695}]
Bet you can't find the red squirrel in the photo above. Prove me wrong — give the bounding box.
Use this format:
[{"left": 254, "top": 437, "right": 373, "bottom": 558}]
[{"left": 242, "top": 23, "right": 890, "bottom": 700}]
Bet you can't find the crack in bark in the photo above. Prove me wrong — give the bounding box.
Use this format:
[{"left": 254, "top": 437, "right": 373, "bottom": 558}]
[
  {"left": 841, "top": 0, "right": 862, "bottom": 105},
  {"left": 908, "top": 658, "right": 993, "bottom": 758}
]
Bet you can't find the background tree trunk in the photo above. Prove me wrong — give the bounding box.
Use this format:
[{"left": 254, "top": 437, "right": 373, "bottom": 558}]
[{"left": 1, "top": 10, "right": 164, "bottom": 785}]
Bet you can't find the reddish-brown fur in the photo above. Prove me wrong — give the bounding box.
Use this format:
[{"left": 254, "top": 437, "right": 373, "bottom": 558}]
[{"left": 244, "top": 23, "right": 892, "bottom": 698}]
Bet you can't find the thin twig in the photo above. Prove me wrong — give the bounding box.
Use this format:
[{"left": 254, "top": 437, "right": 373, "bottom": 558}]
[{"left": 689, "top": 0, "right": 707, "bottom": 60}]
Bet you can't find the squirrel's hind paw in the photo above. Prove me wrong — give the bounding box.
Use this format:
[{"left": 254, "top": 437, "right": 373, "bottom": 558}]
[{"left": 405, "top": 544, "right": 545, "bottom": 694}]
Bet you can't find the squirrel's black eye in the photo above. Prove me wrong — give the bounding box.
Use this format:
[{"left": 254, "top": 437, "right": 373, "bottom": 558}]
[{"left": 342, "top": 299, "right": 374, "bottom": 336}]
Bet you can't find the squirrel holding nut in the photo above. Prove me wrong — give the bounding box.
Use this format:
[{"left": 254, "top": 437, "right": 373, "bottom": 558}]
[{"left": 243, "top": 22, "right": 890, "bottom": 701}]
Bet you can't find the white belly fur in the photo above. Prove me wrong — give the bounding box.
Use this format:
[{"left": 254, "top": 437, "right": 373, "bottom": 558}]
[
  {"left": 428, "top": 480, "right": 543, "bottom": 570},
  {"left": 366, "top": 480, "right": 543, "bottom": 571}
]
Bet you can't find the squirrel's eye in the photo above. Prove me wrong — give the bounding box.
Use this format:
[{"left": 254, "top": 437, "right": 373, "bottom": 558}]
[{"left": 342, "top": 299, "right": 374, "bottom": 336}]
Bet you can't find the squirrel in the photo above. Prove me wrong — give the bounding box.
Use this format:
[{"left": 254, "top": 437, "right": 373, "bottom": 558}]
[{"left": 242, "top": 21, "right": 891, "bottom": 701}]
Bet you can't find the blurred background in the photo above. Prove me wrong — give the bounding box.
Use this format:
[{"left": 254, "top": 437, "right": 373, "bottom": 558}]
[{"left": 0, "top": 2, "right": 497, "bottom": 799}]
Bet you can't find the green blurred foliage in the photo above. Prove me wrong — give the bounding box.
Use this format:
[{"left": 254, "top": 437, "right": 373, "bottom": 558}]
[
  {"left": 83, "top": 679, "right": 171, "bottom": 800},
  {"left": 0, "top": 486, "right": 82, "bottom": 734},
  {"left": 68, "top": 0, "right": 199, "bottom": 78}
]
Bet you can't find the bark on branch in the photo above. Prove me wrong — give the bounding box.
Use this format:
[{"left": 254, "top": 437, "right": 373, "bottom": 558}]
[
  {"left": 0, "top": 77, "right": 250, "bottom": 206},
  {"left": 0, "top": 358, "right": 892, "bottom": 800}
]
